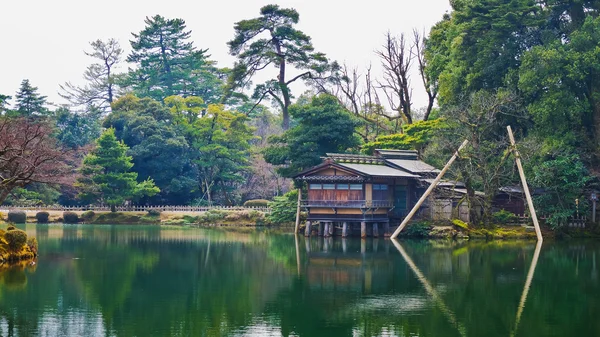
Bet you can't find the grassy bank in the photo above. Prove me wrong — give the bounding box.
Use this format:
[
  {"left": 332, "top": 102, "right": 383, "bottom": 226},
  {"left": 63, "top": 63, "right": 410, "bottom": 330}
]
[{"left": 0, "top": 226, "right": 37, "bottom": 263}]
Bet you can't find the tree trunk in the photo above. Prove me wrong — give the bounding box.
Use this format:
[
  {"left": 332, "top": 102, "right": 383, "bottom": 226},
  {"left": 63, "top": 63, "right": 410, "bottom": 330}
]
[
  {"left": 111, "top": 204, "right": 116, "bottom": 212},
  {"left": 0, "top": 188, "right": 12, "bottom": 206}
]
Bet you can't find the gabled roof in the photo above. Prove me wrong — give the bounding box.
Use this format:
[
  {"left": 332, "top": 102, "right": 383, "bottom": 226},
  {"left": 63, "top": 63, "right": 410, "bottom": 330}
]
[{"left": 337, "top": 163, "right": 419, "bottom": 178}]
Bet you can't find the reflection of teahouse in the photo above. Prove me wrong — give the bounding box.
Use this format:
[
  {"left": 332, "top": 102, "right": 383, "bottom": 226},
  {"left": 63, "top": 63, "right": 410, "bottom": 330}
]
[{"left": 293, "top": 149, "right": 463, "bottom": 237}]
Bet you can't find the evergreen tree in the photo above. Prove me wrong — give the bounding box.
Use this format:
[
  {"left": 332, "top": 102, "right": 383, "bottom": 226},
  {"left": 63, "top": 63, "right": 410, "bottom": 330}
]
[
  {"left": 125, "top": 15, "right": 222, "bottom": 102},
  {"left": 15, "top": 79, "right": 48, "bottom": 116},
  {"left": 77, "top": 128, "right": 159, "bottom": 211},
  {"left": 227, "top": 4, "right": 338, "bottom": 129}
]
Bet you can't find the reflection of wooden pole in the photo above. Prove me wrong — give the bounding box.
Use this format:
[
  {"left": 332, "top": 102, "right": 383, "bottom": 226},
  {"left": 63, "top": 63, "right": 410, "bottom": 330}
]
[
  {"left": 391, "top": 240, "right": 467, "bottom": 337},
  {"left": 507, "top": 126, "right": 543, "bottom": 242},
  {"left": 294, "top": 188, "right": 302, "bottom": 234},
  {"left": 510, "top": 240, "right": 542, "bottom": 337},
  {"left": 391, "top": 140, "right": 469, "bottom": 239}
]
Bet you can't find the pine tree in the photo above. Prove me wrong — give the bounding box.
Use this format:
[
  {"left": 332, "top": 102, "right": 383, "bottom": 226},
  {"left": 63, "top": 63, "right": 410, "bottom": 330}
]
[
  {"left": 15, "top": 79, "right": 48, "bottom": 116},
  {"left": 77, "top": 128, "right": 159, "bottom": 211},
  {"left": 125, "top": 15, "right": 222, "bottom": 102}
]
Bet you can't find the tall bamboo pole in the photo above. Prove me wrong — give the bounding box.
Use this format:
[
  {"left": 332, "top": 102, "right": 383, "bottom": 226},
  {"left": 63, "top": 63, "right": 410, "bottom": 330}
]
[
  {"left": 390, "top": 140, "right": 469, "bottom": 239},
  {"left": 294, "top": 188, "right": 302, "bottom": 233},
  {"left": 507, "top": 126, "right": 543, "bottom": 242}
]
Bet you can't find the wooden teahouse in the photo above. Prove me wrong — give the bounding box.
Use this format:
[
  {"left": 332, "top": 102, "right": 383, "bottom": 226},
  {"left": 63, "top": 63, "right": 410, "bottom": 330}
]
[{"left": 293, "top": 150, "right": 440, "bottom": 237}]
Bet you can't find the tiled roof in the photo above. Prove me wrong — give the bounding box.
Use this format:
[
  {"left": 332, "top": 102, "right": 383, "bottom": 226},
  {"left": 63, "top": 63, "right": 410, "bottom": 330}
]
[
  {"left": 337, "top": 163, "right": 419, "bottom": 178},
  {"left": 386, "top": 159, "right": 441, "bottom": 174},
  {"left": 296, "top": 175, "right": 365, "bottom": 182}
]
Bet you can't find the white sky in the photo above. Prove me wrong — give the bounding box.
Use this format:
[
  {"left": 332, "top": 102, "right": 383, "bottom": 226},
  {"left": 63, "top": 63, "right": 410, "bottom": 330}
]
[{"left": 0, "top": 0, "right": 451, "bottom": 110}]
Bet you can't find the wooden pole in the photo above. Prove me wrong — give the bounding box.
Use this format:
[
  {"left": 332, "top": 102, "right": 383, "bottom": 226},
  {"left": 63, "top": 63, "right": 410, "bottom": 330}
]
[
  {"left": 507, "top": 126, "right": 543, "bottom": 242},
  {"left": 390, "top": 140, "right": 469, "bottom": 239},
  {"left": 294, "top": 188, "right": 302, "bottom": 234}
]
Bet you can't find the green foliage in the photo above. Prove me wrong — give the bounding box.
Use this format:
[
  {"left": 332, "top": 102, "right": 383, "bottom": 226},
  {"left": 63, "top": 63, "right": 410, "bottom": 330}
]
[
  {"left": 63, "top": 212, "right": 79, "bottom": 224},
  {"left": 14, "top": 79, "right": 48, "bottom": 116},
  {"left": 401, "top": 222, "right": 432, "bottom": 238},
  {"left": 531, "top": 154, "right": 592, "bottom": 228},
  {"left": 267, "top": 190, "right": 298, "bottom": 224},
  {"left": 7, "top": 211, "right": 26, "bottom": 224},
  {"left": 491, "top": 210, "right": 517, "bottom": 225},
  {"left": 243, "top": 199, "right": 269, "bottom": 207},
  {"left": 6, "top": 225, "right": 16, "bottom": 231},
  {"left": 81, "top": 211, "right": 96, "bottom": 220},
  {"left": 362, "top": 119, "right": 447, "bottom": 154},
  {"left": 198, "top": 210, "right": 227, "bottom": 224},
  {"left": 35, "top": 211, "right": 49, "bottom": 223},
  {"left": 452, "top": 219, "right": 470, "bottom": 230},
  {"left": 264, "top": 94, "right": 360, "bottom": 176},
  {"left": 53, "top": 107, "right": 101, "bottom": 149},
  {"left": 77, "top": 128, "right": 159, "bottom": 210},
  {"left": 4, "top": 229, "right": 27, "bottom": 252},
  {"left": 27, "top": 237, "right": 38, "bottom": 255},
  {"left": 124, "top": 15, "right": 222, "bottom": 103}
]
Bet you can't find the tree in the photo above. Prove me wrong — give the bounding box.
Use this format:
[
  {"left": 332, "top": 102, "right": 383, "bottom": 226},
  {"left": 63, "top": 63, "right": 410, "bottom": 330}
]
[
  {"left": 15, "top": 79, "right": 48, "bottom": 116},
  {"left": 362, "top": 119, "right": 447, "bottom": 155},
  {"left": 190, "top": 104, "right": 254, "bottom": 205},
  {"left": 125, "top": 15, "right": 222, "bottom": 102},
  {"left": 53, "top": 107, "right": 102, "bottom": 149},
  {"left": 60, "top": 39, "right": 123, "bottom": 113},
  {"left": 77, "top": 128, "right": 159, "bottom": 211},
  {"left": 426, "top": 90, "right": 524, "bottom": 225},
  {"left": 0, "top": 118, "right": 73, "bottom": 205},
  {"left": 104, "top": 94, "right": 196, "bottom": 205},
  {"left": 264, "top": 94, "right": 361, "bottom": 176},
  {"left": 227, "top": 4, "right": 337, "bottom": 129},
  {"left": 0, "top": 94, "right": 10, "bottom": 115}
]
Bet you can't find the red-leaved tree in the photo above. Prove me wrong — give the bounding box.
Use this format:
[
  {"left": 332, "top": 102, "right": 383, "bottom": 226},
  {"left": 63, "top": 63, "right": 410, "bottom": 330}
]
[{"left": 0, "top": 118, "right": 75, "bottom": 204}]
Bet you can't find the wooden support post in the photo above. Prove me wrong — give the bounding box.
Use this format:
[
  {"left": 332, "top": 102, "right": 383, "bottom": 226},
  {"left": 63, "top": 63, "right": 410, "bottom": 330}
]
[
  {"left": 304, "top": 221, "right": 312, "bottom": 237},
  {"left": 507, "top": 126, "right": 543, "bottom": 242},
  {"left": 373, "top": 222, "right": 379, "bottom": 238},
  {"left": 361, "top": 221, "right": 367, "bottom": 238},
  {"left": 318, "top": 222, "right": 323, "bottom": 236},
  {"left": 342, "top": 222, "right": 349, "bottom": 237},
  {"left": 323, "top": 222, "right": 330, "bottom": 237},
  {"left": 391, "top": 140, "right": 469, "bottom": 239},
  {"left": 329, "top": 221, "right": 334, "bottom": 236},
  {"left": 384, "top": 221, "right": 390, "bottom": 237},
  {"left": 294, "top": 188, "right": 302, "bottom": 233}
]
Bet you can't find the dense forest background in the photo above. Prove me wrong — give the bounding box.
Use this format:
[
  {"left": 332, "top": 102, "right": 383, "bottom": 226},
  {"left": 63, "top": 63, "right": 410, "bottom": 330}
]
[{"left": 1, "top": 1, "right": 598, "bottom": 226}]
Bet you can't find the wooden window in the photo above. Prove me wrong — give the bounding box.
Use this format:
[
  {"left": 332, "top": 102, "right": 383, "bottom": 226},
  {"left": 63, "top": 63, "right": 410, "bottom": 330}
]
[
  {"left": 337, "top": 184, "right": 349, "bottom": 190},
  {"left": 309, "top": 183, "right": 322, "bottom": 190},
  {"left": 323, "top": 183, "right": 335, "bottom": 190},
  {"left": 373, "top": 184, "right": 388, "bottom": 190},
  {"left": 349, "top": 184, "right": 363, "bottom": 190}
]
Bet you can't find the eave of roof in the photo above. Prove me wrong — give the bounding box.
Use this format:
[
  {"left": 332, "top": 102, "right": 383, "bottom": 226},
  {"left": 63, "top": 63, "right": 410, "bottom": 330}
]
[{"left": 337, "top": 163, "right": 420, "bottom": 178}]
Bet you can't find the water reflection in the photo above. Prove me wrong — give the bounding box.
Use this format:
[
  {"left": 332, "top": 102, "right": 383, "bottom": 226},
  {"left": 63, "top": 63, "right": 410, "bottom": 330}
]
[{"left": 0, "top": 225, "right": 598, "bottom": 337}]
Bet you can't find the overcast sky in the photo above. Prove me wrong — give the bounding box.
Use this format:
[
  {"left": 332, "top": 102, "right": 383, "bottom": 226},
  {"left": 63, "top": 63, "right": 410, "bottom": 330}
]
[{"left": 0, "top": 0, "right": 451, "bottom": 110}]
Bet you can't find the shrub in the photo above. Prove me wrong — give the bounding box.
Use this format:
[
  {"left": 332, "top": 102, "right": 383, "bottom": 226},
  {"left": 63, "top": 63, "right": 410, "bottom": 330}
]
[
  {"left": 0, "top": 211, "right": 4, "bottom": 221},
  {"left": 402, "top": 222, "right": 432, "bottom": 238},
  {"left": 5, "top": 229, "right": 28, "bottom": 252},
  {"left": 81, "top": 210, "right": 96, "bottom": 220},
  {"left": 27, "top": 237, "right": 38, "bottom": 256},
  {"left": 452, "top": 219, "right": 469, "bottom": 230},
  {"left": 6, "top": 225, "right": 16, "bottom": 231},
  {"left": 36, "top": 211, "right": 50, "bottom": 223},
  {"left": 243, "top": 199, "right": 269, "bottom": 207},
  {"left": 267, "top": 190, "right": 298, "bottom": 224},
  {"left": 198, "top": 210, "right": 226, "bottom": 224},
  {"left": 63, "top": 211, "right": 79, "bottom": 224},
  {"left": 7, "top": 211, "right": 27, "bottom": 224},
  {"left": 492, "top": 210, "right": 518, "bottom": 225},
  {"left": 147, "top": 209, "right": 161, "bottom": 217}
]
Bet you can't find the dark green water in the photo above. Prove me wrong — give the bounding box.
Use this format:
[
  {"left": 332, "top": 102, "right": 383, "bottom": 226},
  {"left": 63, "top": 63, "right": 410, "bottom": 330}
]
[{"left": 0, "top": 224, "right": 598, "bottom": 336}]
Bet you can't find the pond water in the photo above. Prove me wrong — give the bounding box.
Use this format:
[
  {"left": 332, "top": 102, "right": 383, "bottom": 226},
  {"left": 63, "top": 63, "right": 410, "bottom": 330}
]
[{"left": 0, "top": 224, "right": 598, "bottom": 337}]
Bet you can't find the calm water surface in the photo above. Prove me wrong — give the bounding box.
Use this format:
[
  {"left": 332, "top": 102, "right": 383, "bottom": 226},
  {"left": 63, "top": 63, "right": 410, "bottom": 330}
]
[{"left": 0, "top": 224, "right": 598, "bottom": 336}]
